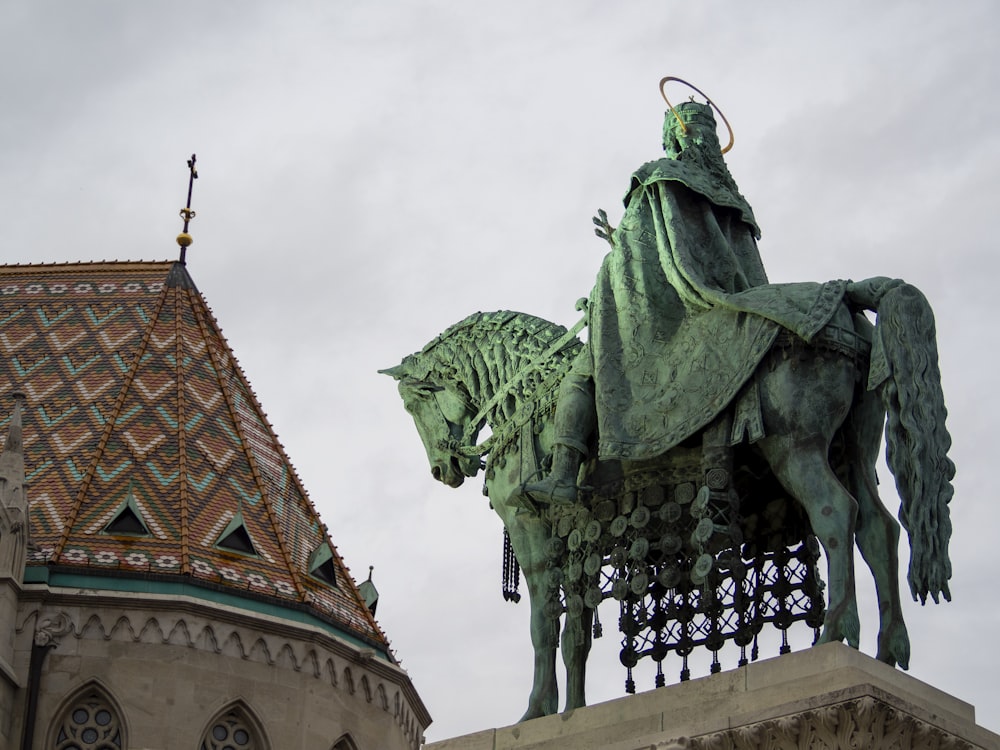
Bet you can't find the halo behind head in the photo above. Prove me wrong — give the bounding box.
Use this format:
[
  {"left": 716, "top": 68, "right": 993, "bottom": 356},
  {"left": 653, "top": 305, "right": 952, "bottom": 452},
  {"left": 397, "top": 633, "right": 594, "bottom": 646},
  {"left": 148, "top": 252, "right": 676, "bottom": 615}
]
[{"left": 659, "top": 76, "right": 735, "bottom": 154}]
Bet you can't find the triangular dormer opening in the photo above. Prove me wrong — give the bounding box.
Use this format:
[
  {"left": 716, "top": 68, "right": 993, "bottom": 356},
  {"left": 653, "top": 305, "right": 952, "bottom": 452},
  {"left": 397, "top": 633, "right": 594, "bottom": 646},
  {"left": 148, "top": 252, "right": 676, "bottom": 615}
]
[
  {"left": 103, "top": 491, "right": 151, "bottom": 537},
  {"left": 357, "top": 566, "right": 378, "bottom": 615},
  {"left": 307, "top": 542, "right": 337, "bottom": 587},
  {"left": 215, "top": 512, "right": 258, "bottom": 557}
]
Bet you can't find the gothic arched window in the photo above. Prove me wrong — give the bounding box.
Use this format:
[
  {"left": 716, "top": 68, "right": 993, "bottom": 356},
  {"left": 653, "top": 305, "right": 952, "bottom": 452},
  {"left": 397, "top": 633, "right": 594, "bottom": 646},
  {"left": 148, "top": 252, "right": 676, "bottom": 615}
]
[
  {"left": 331, "top": 734, "right": 359, "bottom": 750},
  {"left": 200, "top": 705, "right": 267, "bottom": 750},
  {"left": 52, "top": 686, "right": 125, "bottom": 749}
]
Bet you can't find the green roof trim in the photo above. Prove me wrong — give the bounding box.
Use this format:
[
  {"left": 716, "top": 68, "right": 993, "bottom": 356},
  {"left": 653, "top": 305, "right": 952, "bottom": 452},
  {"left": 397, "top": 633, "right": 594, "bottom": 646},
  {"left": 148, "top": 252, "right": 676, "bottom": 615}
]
[
  {"left": 307, "top": 542, "right": 338, "bottom": 587},
  {"left": 22, "top": 566, "right": 390, "bottom": 660}
]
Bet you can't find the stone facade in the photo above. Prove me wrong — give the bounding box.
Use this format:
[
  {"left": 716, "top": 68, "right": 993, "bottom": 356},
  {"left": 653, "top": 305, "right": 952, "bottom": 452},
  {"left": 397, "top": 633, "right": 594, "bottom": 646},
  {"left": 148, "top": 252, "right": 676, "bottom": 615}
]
[{"left": 6, "top": 591, "right": 425, "bottom": 748}]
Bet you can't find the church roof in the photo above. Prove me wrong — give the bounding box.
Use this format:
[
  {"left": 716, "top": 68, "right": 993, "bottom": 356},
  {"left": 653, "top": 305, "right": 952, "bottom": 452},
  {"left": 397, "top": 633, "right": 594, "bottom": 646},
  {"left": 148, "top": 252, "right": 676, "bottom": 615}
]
[{"left": 0, "top": 261, "right": 388, "bottom": 654}]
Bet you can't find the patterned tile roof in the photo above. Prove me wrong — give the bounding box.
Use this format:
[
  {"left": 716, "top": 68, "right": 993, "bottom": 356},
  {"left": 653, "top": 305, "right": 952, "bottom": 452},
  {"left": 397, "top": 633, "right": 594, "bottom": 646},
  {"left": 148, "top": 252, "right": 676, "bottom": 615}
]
[{"left": 0, "top": 261, "right": 388, "bottom": 651}]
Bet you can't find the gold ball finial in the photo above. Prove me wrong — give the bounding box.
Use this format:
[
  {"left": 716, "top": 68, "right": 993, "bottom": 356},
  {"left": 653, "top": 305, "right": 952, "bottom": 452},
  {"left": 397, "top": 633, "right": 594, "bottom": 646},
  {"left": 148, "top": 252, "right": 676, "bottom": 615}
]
[{"left": 176, "top": 156, "right": 198, "bottom": 263}]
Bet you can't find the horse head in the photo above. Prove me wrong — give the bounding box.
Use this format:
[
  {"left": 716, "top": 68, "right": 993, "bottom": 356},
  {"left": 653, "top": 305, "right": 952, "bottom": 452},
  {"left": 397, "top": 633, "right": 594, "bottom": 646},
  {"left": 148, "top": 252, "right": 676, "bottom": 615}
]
[{"left": 380, "top": 359, "right": 483, "bottom": 488}]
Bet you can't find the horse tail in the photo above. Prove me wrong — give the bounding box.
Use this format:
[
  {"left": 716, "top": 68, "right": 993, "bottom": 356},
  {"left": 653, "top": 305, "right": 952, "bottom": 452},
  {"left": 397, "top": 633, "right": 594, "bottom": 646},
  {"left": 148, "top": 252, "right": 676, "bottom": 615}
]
[{"left": 849, "top": 278, "right": 955, "bottom": 604}]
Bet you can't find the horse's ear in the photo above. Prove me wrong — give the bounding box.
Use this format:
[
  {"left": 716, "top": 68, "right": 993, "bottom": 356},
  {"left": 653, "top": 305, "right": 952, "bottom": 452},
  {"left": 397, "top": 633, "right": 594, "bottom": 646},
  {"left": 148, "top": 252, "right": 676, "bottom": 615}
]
[{"left": 378, "top": 364, "right": 407, "bottom": 380}]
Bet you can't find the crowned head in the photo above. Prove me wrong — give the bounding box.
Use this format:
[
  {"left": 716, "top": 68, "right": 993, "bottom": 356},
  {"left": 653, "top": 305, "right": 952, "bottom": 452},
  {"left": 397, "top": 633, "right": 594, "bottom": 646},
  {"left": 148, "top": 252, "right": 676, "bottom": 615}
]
[{"left": 662, "top": 101, "right": 723, "bottom": 159}]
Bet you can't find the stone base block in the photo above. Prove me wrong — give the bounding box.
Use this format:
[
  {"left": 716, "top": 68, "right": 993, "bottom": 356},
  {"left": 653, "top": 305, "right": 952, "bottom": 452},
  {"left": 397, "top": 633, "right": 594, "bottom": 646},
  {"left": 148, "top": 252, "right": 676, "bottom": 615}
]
[{"left": 425, "top": 643, "right": 998, "bottom": 749}]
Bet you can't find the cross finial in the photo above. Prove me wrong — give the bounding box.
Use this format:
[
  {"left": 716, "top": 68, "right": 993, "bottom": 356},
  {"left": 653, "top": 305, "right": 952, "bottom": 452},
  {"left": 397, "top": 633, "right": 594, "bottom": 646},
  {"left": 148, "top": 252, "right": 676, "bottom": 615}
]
[{"left": 176, "top": 153, "right": 199, "bottom": 264}]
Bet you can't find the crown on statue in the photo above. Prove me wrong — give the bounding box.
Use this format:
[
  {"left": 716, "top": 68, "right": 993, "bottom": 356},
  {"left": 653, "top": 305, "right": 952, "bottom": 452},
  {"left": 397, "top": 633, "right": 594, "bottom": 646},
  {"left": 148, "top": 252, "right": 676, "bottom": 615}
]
[
  {"left": 659, "top": 77, "right": 734, "bottom": 154},
  {"left": 667, "top": 101, "right": 718, "bottom": 133}
]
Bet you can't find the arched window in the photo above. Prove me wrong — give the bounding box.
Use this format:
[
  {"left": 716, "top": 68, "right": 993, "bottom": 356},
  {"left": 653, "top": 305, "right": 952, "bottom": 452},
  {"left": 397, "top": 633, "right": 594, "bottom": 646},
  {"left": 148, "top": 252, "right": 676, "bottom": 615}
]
[
  {"left": 331, "top": 734, "right": 359, "bottom": 750},
  {"left": 52, "top": 685, "right": 125, "bottom": 749},
  {"left": 200, "top": 704, "right": 268, "bottom": 750}
]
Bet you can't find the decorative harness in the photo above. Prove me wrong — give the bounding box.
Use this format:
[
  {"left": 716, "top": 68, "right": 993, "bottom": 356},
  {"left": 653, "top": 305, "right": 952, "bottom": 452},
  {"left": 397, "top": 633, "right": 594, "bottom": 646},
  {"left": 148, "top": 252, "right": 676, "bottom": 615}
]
[{"left": 443, "top": 313, "right": 587, "bottom": 460}]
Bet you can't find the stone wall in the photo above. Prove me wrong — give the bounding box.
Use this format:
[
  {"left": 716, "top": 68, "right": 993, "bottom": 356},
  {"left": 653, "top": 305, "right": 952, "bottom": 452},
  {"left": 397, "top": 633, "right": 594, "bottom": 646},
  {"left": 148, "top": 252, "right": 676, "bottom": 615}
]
[
  {"left": 8, "top": 586, "right": 428, "bottom": 749},
  {"left": 0, "top": 579, "right": 22, "bottom": 747}
]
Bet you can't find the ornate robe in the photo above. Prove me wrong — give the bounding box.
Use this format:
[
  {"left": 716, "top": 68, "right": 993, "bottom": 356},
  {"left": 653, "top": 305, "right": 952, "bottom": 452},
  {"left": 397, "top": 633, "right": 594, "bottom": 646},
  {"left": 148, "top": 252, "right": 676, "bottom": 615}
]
[{"left": 584, "top": 158, "right": 845, "bottom": 461}]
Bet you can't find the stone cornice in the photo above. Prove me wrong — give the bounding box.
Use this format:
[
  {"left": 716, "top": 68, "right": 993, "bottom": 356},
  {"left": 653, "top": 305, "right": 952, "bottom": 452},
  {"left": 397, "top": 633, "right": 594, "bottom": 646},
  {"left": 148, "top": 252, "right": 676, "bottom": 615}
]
[
  {"left": 423, "top": 644, "right": 996, "bottom": 750},
  {"left": 657, "top": 694, "right": 977, "bottom": 749},
  {"left": 22, "top": 566, "right": 390, "bottom": 655},
  {"left": 16, "top": 587, "right": 431, "bottom": 745}
]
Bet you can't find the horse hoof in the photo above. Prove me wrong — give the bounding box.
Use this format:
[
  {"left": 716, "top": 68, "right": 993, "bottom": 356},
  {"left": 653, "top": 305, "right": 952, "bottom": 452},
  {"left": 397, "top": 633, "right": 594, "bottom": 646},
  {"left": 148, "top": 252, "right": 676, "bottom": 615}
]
[
  {"left": 877, "top": 624, "right": 911, "bottom": 670},
  {"left": 519, "top": 707, "right": 544, "bottom": 722},
  {"left": 818, "top": 604, "right": 860, "bottom": 649},
  {"left": 519, "top": 701, "right": 555, "bottom": 722}
]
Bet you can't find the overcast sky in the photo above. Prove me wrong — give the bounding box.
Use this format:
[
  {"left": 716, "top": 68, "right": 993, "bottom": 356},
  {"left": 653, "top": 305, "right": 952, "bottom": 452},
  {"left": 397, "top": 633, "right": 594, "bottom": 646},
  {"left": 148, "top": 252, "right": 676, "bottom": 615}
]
[{"left": 4, "top": 1, "right": 999, "bottom": 742}]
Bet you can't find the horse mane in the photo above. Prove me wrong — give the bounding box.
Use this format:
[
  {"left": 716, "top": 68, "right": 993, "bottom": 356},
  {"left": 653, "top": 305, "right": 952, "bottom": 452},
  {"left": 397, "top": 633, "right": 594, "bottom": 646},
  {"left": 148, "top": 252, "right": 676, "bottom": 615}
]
[{"left": 413, "top": 310, "right": 582, "bottom": 427}]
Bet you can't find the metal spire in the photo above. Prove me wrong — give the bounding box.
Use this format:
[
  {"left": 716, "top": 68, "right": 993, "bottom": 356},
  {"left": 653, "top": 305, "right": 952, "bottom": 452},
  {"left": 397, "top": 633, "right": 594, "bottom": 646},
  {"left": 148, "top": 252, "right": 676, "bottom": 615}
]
[{"left": 176, "top": 154, "right": 198, "bottom": 263}]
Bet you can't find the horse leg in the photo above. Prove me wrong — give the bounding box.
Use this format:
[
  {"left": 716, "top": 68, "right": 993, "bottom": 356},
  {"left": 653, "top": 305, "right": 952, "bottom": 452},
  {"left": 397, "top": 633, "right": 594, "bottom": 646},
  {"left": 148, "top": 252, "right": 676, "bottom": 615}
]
[
  {"left": 561, "top": 605, "right": 593, "bottom": 711},
  {"left": 844, "top": 389, "right": 910, "bottom": 668},
  {"left": 757, "top": 350, "right": 861, "bottom": 648},
  {"left": 497, "top": 501, "right": 559, "bottom": 720},
  {"left": 853, "top": 459, "right": 909, "bottom": 668},
  {"left": 521, "top": 568, "right": 559, "bottom": 720},
  {"left": 759, "top": 438, "right": 861, "bottom": 647}
]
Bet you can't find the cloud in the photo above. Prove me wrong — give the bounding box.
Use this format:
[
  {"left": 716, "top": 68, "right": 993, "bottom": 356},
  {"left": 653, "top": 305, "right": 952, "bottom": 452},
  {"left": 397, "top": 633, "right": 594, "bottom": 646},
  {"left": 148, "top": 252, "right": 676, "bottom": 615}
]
[{"left": 4, "top": 0, "right": 999, "bottom": 741}]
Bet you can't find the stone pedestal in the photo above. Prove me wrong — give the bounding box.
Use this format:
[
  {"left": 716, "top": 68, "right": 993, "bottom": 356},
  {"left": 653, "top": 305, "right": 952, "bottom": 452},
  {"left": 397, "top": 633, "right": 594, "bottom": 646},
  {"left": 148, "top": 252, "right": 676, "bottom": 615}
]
[{"left": 425, "top": 643, "right": 998, "bottom": 749}]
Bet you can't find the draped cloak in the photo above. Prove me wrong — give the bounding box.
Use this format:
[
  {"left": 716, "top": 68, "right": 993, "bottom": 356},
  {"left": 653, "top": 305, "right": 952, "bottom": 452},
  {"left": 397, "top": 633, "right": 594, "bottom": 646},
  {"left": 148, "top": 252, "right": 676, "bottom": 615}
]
[{"left": 584, "top": 158, "right": 846, "bottom": 461}]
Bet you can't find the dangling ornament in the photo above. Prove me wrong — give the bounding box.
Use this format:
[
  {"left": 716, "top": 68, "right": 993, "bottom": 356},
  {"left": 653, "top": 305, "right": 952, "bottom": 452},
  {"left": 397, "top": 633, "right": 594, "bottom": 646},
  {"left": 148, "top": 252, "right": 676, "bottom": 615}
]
[{"left": 502, "top": 528, "right": 521, "bottom": 603}]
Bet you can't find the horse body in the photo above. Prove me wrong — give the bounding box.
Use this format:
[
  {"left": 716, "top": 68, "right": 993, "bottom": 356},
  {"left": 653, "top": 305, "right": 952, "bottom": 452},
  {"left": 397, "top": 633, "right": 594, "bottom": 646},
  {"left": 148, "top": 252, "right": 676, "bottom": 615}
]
[{"left": 383, "top": 279, "right": 952, "bottom": 721}]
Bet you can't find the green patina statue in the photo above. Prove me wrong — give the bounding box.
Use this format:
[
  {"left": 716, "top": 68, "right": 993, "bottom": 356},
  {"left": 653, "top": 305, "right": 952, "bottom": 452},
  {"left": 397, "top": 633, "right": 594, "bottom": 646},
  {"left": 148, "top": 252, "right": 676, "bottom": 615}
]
[
  {"left": 525, "top": 93, "right": 899, "bottom": 495},
  {"left": 383, "top": 83, "right": 954, "bottom": 722}
]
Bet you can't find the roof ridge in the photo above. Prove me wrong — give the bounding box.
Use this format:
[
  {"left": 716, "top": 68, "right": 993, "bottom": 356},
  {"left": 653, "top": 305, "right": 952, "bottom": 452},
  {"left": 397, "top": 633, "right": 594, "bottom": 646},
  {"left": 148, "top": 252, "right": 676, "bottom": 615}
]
[
  {"left": 0, "top": 260, "right": 174, "bottom": 276},
  {"left": 51, "top": 267, "right": 172, "bottom": 560},
  {"left": 190, "top": 300, "right": 390, "bottom": 644},
  {"left": 184, "top": 284, "right": 310, "bottom": 601},
  {"left": 172, "top": 282, "right": 193, "bottom": 574}
]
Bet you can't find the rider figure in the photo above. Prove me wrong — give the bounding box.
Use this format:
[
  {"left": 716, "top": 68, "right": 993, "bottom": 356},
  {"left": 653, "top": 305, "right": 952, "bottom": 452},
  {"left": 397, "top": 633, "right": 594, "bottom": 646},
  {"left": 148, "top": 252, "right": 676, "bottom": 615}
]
[{"left": 525, "top": 98, "right": 767, "bottom": 504}]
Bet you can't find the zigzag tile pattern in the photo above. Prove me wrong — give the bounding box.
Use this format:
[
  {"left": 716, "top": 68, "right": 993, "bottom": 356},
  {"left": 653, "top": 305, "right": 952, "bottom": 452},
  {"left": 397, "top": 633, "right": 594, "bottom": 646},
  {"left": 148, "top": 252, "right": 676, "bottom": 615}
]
[{"left": 0, "top": 262, "right": 384, "bottom": 646}]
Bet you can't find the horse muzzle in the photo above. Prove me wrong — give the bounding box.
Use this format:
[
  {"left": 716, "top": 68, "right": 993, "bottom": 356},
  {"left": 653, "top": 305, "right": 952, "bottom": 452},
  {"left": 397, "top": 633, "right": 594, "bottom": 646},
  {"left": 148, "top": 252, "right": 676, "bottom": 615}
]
[
  {"left": 430, "top": 452, "right": 481, "bottom": 487},
  {"left": 432, "top": 461, "right": 466, "bottom": 488}
]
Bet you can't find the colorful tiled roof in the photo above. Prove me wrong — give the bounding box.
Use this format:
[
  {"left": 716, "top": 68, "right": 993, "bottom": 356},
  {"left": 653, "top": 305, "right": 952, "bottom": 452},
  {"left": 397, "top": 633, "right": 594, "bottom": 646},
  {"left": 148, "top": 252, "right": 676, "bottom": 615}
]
[{"left": 0, "top": 261, "right": 387, "bottom": 652}]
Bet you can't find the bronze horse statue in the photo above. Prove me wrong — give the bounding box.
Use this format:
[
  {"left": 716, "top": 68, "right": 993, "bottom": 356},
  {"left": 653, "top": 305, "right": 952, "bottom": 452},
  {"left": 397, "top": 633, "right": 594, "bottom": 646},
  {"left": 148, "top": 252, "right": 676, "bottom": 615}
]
[{"left": 382, "top": 278, "right": 953, "bottom": 721}]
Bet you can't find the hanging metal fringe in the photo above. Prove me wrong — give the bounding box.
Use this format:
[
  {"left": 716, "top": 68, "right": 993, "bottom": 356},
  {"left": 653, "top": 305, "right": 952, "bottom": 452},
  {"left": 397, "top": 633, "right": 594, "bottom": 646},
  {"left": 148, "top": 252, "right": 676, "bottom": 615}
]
[{"left": 502, "top": 528, "right": 522, "bottom": 603}]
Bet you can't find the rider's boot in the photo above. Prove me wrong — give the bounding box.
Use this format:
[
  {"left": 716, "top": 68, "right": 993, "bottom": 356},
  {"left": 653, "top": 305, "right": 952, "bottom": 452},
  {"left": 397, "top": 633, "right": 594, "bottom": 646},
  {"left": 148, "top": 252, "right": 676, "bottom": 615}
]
[
  {"left": 524, "top": 442, "right": 584, "bottom": 505},
  {"left": 522, "top": 371, "right": 595, "bottom": 505}
]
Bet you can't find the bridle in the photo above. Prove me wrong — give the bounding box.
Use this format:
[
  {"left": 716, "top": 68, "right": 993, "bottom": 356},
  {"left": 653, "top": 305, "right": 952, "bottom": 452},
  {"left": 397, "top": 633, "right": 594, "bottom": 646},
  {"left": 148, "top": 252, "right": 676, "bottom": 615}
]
[
  {"left": 402, "top": 310, "right": 587, "bottom": 462},
  {"left": 407, "top": 384, "right": 490, "bottom": 466}
]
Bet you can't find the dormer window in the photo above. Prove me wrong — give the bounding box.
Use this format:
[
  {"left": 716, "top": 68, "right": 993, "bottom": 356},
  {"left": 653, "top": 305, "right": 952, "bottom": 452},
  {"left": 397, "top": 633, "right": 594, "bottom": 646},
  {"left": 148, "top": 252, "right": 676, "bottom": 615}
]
[
  {"left": 102, "top": 491, "right": 150, "bottom": 537},
  {"left": 307, "top": 542, "right": 337, "bottom": 587},
  {"left": 214, "top": 512, "right": 258, "bottom": 556}
]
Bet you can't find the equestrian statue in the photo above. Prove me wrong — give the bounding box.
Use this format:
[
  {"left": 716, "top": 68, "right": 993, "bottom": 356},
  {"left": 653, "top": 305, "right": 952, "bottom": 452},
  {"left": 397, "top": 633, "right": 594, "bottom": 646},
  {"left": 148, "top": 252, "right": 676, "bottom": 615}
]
[{"left": 382, "top": 79, "right": 954, "bottom": 722}]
